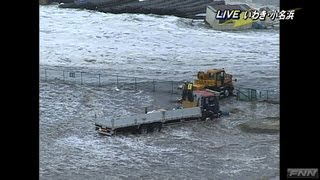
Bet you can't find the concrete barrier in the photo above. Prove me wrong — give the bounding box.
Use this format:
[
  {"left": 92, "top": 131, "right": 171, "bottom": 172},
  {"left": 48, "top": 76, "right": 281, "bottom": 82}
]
[{"left": 58, "top": 0, "right": 213, "bottom": 19}]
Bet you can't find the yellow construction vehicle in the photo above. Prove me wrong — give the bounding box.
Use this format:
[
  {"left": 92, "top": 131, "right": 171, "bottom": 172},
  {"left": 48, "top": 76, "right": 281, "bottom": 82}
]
[
  {"left": 193, "top": 68, "right": 235, "bottom": 96},
  {"left": 178, "top": 68, "right": 235, "bottom": 109}
]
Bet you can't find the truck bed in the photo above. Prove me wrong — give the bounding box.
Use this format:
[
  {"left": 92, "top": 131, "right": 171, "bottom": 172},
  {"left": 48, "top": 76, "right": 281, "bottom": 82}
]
[{"left": 95, "top": 107, "right": 202, "bottom": 130}]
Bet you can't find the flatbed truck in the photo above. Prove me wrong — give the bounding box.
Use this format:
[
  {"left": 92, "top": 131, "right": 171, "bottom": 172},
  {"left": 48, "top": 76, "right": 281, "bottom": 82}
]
[{"left": 95, "top": 90, "right": 221, "bottom": 136}]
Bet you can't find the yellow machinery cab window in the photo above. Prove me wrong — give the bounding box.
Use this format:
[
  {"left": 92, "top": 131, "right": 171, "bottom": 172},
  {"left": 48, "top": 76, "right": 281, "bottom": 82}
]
[{"left": 209, "top": 73, "right": 215, "bottom": 80}]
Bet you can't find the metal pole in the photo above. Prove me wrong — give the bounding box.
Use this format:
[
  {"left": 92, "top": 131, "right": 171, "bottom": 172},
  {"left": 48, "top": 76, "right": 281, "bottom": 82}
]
[
  {"left": 63, "top": 70, "right": 65, "bottom": 81},
  {"left": 45, "top": 69, "right": 47, "bottom": 81},
  {"left": 135, "top": 78, "right": 137, "bottom": 91},
  {"left": 171, "top": 81, "right": 174, "bottom": 94},
  {"left": 153, "top": 79, "right": 155, "bottom": 92},
  {"left": 98, "top": 74, "right": 101, "bottom": 87},
  {"left": 116, "top": 75, "right": 119, "bottom": 89},
  {"left": 80, "top": 72, "right": 83, "bottom": 85},
  {"left": 267, "top": 90, "right": 269, "bottom": 101},
  {"left": 236, "top": 90, "right": 239, "bottom": 100}
]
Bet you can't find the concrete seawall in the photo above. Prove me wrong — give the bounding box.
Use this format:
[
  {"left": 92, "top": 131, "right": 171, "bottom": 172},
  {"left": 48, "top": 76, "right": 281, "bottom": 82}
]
[
  {"left": 57, "top": 0, "right": 214, "bottom": 19},
  {"left": 42, "top": 0, "right": 279, "bottom": 19},
  {"left": 40, "top": 0, "right": 74, "bottom": 5}
]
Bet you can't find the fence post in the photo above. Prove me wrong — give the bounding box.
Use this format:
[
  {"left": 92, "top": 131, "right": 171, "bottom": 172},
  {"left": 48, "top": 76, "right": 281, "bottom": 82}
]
[
  {"left": 153, "top": 79, "right": 155, "bottom": 92},
  {"left": 237, "top": 88, "right": 240, "bottom": 101},
  {"left": 98, "top": 74, "right": 101, "bottom": 87},
  {"left": 116, "top": 74, "right": 119, "bottom": 89},
  {"left": 259, "top": 91, "right": 261, "bottom": 99},
  {"left": 80, "top": 72, "right": 83, "bottom": 85},
  {"left": 171, "top": 81, "right": 174, "bottom": 94},
  {"left": 135, "top": 78, "right": 137, "bottom": 91},
  {"left": 63, "top": 70, "right": 65, "bottom": 81},
  {"left": 45, "top": 69, "right": 47, "bottom": 81}
]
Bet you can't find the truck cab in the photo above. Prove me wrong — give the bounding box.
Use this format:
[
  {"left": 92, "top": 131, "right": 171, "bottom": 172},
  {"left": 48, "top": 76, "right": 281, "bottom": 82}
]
[{"left": 181, "top": 87, "right": 221, "bottom": 119}]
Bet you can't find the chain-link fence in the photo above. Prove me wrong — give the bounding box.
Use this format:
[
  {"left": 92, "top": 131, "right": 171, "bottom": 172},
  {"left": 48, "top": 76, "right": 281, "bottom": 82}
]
[
  {"left": 40, "top": 67, "right": 279, "bottom": 103},
  {"left": 40, "top": 67, "right": 184, "bottom": 94},
  {"left": 235, "top": 87, "right": 279, "bottom": 103}
]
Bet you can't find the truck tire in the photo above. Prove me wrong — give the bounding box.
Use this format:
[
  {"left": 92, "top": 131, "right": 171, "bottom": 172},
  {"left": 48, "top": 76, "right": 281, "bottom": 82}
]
[
  {"left": 153, "top": 123, "right": 162, "bottom": 132},
  {"left": 229, "top": 88, "right": 235, "bottom": 96},
  {"left": 224, "top": 89, "right": 230, "bottom": 97},
  {"left": 138, "top": 125, "right": 148, "bottom": 134}
]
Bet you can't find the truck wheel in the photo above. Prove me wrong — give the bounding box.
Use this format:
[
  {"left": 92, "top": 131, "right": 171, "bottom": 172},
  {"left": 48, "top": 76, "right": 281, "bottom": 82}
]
[
  {"left": 153, "top": 123, "right": 162, "bottom": 132},
  {"left": 138, "top": 126, "right": 148, "bottom": 134},
  {"left": 224, "top": 89, "right": 230, "bottom": 97},
  {"left": 201, "top": 115, "right": 208, "bottom": 121}
]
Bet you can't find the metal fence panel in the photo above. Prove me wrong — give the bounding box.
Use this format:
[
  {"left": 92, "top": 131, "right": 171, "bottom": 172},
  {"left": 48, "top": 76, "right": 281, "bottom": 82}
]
[
  {"left": 236, "top": 87, "right": 279, "bottom": 103},
  {"left": 40, "top": 67, "right": 279, "bottom": 103}
]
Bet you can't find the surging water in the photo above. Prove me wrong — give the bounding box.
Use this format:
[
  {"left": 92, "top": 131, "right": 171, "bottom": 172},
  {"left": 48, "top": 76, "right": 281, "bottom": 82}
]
[{"left": 40, "top": 4, "right": 279, "bottom": 180}]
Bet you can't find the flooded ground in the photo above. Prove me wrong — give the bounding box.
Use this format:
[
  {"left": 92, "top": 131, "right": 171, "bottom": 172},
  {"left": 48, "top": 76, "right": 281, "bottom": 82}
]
[
  {"left": 40, "top": 81, "right": 279, "bottom": 179},
  {"left": 40, "top": 4, "right": 279, "bottom": 180}
]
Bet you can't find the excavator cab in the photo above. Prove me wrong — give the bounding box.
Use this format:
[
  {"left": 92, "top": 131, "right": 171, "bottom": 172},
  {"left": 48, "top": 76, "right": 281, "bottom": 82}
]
[
  {"left": 181, "top": 82, "right": 194, "bottom": 103},
  {"left": 193, "top": 69, "right": 234, "bottom": 97}
]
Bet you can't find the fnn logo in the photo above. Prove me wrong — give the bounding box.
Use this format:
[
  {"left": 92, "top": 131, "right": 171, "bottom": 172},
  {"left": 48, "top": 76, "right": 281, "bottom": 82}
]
[{"left": 287, "top": 168, "right": 318, "bottom": 178}]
